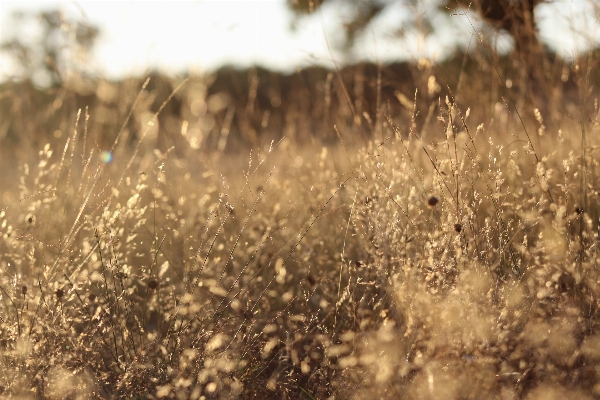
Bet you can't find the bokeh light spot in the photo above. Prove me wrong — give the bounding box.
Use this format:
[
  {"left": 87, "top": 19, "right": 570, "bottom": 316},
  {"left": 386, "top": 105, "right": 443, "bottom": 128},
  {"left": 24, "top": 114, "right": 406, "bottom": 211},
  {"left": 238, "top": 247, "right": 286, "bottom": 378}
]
[{"left": 99, "top": 151, "right": 113, "bottom": 164}]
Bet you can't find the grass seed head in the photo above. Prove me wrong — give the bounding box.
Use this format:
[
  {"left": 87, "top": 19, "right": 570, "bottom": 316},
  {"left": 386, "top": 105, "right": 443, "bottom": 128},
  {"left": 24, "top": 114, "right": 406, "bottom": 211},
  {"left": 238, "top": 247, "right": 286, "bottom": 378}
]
[{"left": 242, "top": 310, "right": 253, "bottom": 320}]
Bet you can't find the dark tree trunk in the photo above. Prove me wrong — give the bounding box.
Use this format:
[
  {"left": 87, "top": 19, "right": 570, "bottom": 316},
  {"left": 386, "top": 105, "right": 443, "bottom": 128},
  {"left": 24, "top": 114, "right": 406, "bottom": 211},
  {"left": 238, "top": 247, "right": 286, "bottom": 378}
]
[{"left": 475, "top": 0, "right": 550, "bottom": 117}]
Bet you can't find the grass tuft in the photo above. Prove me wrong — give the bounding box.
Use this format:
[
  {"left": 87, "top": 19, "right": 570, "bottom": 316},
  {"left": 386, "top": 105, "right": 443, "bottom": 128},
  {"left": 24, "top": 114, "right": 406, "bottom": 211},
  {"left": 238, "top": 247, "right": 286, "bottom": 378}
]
[{"left": 1, "top": 27, "right": 600, "bottom": 399}]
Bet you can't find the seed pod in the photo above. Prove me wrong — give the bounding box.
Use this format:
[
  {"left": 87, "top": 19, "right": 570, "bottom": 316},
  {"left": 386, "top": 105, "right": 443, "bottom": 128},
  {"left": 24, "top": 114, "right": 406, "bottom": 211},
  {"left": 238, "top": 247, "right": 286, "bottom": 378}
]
[
  {"left": 428, "top": 196, "right": 439, "bottom": 207},
  {"left": 88, "top": 293, "right": 96, "bottom": 302},
  {"left": 454, "top": 223, "right": 462, "bottom": 233},
  {"left": 242, "top": 310, "right": 253, "bottom": 320},
  {"left": 55, "top": 289, "right": 64, "bottom": 299},
  {"left": 22, "top": 286, "right": 27, "bottom": 295},
  {"left": 306, "top": 274, "right": 316, "bottom": 286},
  {"left": 148, "top": 279, "right": 158, "bottom": 290}
]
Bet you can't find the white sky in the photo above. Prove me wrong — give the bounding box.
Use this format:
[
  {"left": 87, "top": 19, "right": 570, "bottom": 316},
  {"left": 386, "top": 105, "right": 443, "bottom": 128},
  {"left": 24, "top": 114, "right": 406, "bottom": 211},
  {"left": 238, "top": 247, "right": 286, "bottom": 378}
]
[{"left": 0, "top": 0, "right": 598, "bottom": 81}]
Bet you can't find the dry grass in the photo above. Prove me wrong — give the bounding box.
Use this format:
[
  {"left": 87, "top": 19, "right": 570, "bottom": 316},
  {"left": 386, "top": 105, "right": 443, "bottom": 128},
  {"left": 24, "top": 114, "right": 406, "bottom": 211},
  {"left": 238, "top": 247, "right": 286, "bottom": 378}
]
[{"left": 1, "top": 33, "right": 600, "bottom": 400}]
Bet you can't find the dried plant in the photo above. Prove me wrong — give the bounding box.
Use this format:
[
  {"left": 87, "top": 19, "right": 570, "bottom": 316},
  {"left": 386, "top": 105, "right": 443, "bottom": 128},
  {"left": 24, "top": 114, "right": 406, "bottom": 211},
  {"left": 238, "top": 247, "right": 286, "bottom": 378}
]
[{"left": 1, "top": 6, "right": 600, "bottom": 398}]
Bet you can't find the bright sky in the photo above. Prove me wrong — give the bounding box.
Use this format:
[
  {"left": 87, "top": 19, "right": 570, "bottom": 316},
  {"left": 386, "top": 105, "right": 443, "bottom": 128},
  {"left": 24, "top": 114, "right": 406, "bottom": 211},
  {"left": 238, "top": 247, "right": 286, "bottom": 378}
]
[{"left": 0, "top": 0, "right": 598, "bottom": 82}]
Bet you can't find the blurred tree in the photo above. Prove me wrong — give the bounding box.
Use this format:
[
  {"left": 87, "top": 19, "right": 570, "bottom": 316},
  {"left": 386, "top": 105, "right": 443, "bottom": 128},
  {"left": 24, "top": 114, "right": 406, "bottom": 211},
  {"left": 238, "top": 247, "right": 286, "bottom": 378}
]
[
  {"left": 1, "top": 9, "right": 99, "bottom": 87},
  {"left": 288, "top": 0, "right": 552, "bottom": 109},
  {"left": 288, "top": 0, "right": 544, "bottom": 56}
]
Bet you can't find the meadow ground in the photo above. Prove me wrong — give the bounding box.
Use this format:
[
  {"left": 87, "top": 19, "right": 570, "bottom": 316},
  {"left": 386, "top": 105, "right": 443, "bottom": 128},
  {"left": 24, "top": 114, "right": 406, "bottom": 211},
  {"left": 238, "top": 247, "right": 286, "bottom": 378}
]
[{"left": 1, "top": 50, "right": 600, "bottom": 399}]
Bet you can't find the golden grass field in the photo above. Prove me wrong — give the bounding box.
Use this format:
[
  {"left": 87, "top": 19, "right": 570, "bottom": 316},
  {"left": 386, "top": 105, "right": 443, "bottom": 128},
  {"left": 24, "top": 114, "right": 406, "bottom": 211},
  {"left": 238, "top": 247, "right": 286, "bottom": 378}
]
[{"left": 0, "top": 33, "right": 600, "bottom": 399}]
